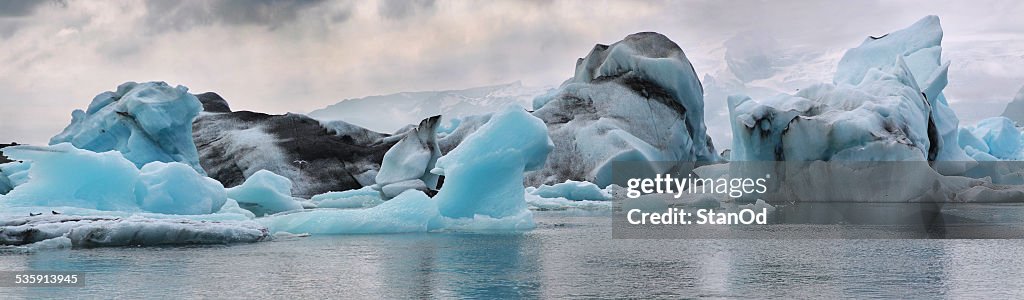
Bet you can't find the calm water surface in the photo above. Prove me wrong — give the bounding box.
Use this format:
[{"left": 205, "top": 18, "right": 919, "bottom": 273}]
[{"left": 2, "top": 211, "right": 1024, "bottom": 299}]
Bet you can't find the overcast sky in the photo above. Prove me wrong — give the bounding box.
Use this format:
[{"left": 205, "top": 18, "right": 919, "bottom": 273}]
[{"left": 2, "top": 0, "right": 1023, "bottom": 145}]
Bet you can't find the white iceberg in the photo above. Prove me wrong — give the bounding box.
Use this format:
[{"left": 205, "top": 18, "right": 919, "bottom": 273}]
[
  {"left": 373, "top": 116, "right": 442, "bottom": 199},
  {"left": 526, "top": 180, "right": 611, "bottom": 201},
  {"left": 225, "top": 169, "right": 304, "bottom": 217},
  {"left": 309, "top": 186, "right": 383, "bottom": 209}
]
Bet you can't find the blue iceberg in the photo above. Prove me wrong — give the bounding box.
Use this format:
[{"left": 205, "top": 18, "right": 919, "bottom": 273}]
[{"left": 259, "top": 105, "right": 552, "bottom": 234}]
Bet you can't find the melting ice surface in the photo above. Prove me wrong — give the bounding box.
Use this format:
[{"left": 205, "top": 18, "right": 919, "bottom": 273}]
[{"left": 259, "top": 105, "right": 553, "bottom": 234}]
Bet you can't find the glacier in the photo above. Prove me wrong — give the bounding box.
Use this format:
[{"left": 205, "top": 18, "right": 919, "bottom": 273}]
[
  {"left": 308, "top": 81, "right": 549, "bottom": 133},
  {"left": 258, "top": 105, "right": 551, "bottom": 234},
  {"left": 50, "top": 82, "right": 207, "bottom": 174}
]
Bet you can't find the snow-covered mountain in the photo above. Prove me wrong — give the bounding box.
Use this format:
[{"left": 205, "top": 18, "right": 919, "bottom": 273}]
[{"left": 308, "top": 81, "right": 551, "bottom": 133}]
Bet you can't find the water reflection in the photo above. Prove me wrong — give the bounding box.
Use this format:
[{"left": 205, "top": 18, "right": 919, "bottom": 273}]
[{"left": 0, "top": 212, "right": 1023, "bottom": 298}]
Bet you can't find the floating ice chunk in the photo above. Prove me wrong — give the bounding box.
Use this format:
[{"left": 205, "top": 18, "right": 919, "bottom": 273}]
[
  {"left": 0, "top": 215, "right": 267, "bottom": 247},
  {"left": 374, "top": 116, "right": 441, "bottom": 199},
  {"left": 525, "top": 193, "right": 612, "bottom": 211},
  {"left": 218, "top": 199, "right": 256, "bottom": 219},
  {"left": 260, "top": 190, "right": 441, "bottom": 234},
  {"left": 1, "top": 143, "right": 141, "bottom": 211},
  {"left": 259, "top": 105, "right": 551, "bottom": 234},
  {"left": 730, "top": 57, "right": 934, "bottom": 162},
  {"left": 0, "top": 144, "right": 228, "bottom": 215},
  {"left": 433, "top": 105, "right": 553, "bottom": 219},
  {"left": 737, "top": 199, "right": 776, "bottom": 212},
  {"left": 309, "top": 186, "right": 384, "bottom": 209},
  {"left": 526, "top": 32, "right": 719, "bottom": 187},
  {"left": 135, "top": 162, "right": 227, "bottom": 215},
  {"left": 50, "top": 82, "right": 206, "bottom": 174},
  {"left": 527, "top": 180, "right": 611, "bottom": 201},
  {"left": 26, "top": 236, "right": 73, "bottom": 251},
  {"left": 963, "top": 117, "right": 1022, "bottom": 160},
  {"left": 958, "top": 127, "right": 991, "bottom": 154},
  {"left": 225, "top": 170, "right": 304, "bottom": 217},
  {"left": 833, "top": 15, "right": 970, "bottom": 166},
  {"left": 0, "top": 162, "right": 26, "bottom": 194}
]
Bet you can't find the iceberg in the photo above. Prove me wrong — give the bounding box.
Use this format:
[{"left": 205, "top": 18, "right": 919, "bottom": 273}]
[
  {"left": 0, "top": 215, "right": 267, "bottom": 248},
  {"left": 720, "top": 16, "right": 1024, "bottom": 203},
  {"left": 433, "top": 104, "right": 553, "bottom": 219},
  {"left": 0, "top": 143, "right": 226, "bottom": 215},
  {"left": 259, "top": 105, "right": 551, "bottom": 234},
  {"left": 373, "top": 116, "right": 442, "bottom": 199},
  {"left": 309, "top": 186, "right": 383, "bottom": 209},
  {"left": 135, "top": 162, "right": 227, "bottom": 215},
  {"left": 443, "top": 33, "right": 719, "bottom": 188},
  {"left": 960, "top": 117, "right": 1022, "bottom": 160},
  {"left": 729, "top": 16, "right": 959, "bottom": 163},
  {"left": 50, "top": 82, "right": 206, "bottom": 174},
  {"left": 526, "top": 180, "right": 612, "bottom": 201},
  {"left": 193, "top": 97, "right": 443, "bottom": 197},
  {"left": 225, "top": 169, "right": 304, "bottom": 217},
  {"left": 528, "top": 32, "right": 718, "bottom": 187},
  {"left": 833, "top": 15, "right": 970, "bottom": 165},
  {"left": 1001, "top": 86, "right": 1024, "bottom": 124},
  {"left": 524, "top": 181, "right": 616, "bottom": 211}
]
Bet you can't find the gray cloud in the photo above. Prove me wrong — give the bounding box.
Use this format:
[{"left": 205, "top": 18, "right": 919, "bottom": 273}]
[
  {"left": 378, "top": 0, "right": 434, "bottom": 19},
  {"left": 144, "top": 0, "right": 329, "bottom": 31},
  {"left": 0, "top": 0, "right": 64, "bottom": 17},
  {"left": 0, "top": 0, "right": 66, "bottom": 38},
  {"left": 0, "top": 0, "right": 1023, "bottom": 146}
]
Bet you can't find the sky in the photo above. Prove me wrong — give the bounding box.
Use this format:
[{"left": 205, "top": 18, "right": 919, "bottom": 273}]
[{"left": 1, "top": 0, "right": 1023, "bottom": 145}]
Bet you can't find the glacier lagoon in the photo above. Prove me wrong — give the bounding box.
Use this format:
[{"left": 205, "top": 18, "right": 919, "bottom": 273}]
[
  {"left": 3, "top": 12, "right": 1024, "bottom": 298},
  {"left": 4, "top": 210, "right": 1024, "bottom": 298}
]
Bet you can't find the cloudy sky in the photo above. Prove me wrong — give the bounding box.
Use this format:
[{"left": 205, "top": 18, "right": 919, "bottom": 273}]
[{"left": 2, "top": 0, "right": 1023, "bottom": 145}]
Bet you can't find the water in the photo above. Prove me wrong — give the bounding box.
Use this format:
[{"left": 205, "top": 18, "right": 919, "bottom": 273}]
[{"left": 2, "top": 211, "right": 1024, "bottom": 299}]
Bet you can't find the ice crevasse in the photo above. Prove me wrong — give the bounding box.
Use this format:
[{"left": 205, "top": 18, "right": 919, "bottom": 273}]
[{"left": 259, "top": 105, "right": 554, "bottom": 234}]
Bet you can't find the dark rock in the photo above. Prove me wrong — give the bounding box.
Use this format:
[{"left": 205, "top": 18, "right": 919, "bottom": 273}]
[
  {"left": 195, "top": 92, "right": 232, "bottom": 113},
  {"left": 0, "top": 142, "right": 19, "bottom": 164}
]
